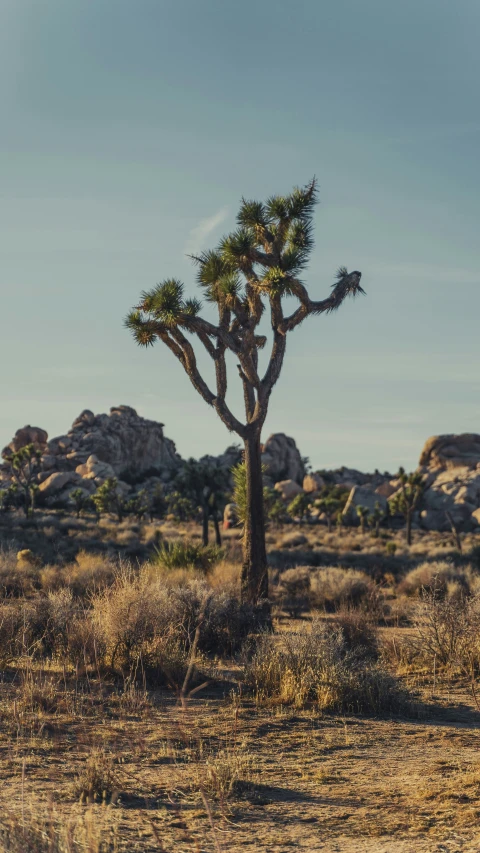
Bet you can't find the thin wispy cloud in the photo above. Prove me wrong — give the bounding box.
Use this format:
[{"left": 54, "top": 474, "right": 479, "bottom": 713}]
[{"left": 185, "top": 207, "right": 228, "bottom": 255}]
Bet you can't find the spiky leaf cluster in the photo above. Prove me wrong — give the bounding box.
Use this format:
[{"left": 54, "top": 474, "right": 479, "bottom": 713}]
[{"left": 126, "top": 179, "right": 364, "bottom": 443}]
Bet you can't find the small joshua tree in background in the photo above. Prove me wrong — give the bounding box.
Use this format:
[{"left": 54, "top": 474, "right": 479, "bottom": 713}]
[
  {"left": 70, "top": 488, "right": 92, "bottom": 519},
  {"left": 4, "top": 444, "right": 42, "bottom": 518},
  {"left": 166, "top": 490, "right": 196, "bottom": 522},
  {"left": 175, "top": 459, "right": 230, "bottom": 546},
  {"left": 149, "top": 483, "right": 167, "bottom": 521},
  {"left": 126, "top": 179, "right": 364, "bottom": 604},
  {"left": 126, "top": 489, "right": 150, "bottom": 521},
  {"left": 389, "top": 468, "right": 425, "bottom": 546},
  {"left": 315, "top": 487, "right": 348, "bottom": 533},
  {"left": 356, "top": 505, "right": 369, "bottom": 535},
  {"left": 92, "top": 478, "right": 127, "bottom": 522},
  {"left": 368, "top": 501, "right": 384, "bottom": 538},
  {"left": 287, "top": 492, "right": 312, "bottom": 525}
]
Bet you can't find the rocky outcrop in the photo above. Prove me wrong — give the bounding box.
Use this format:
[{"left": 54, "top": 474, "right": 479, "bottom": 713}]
[
  {"left": 417, "top": 434, "right": 480, "bottom": 531},
  {"left": 2, "top": 425, "right": 48, "bottom": 459},
  {"left": 1, "top": 406, "right": 183, "bottom": 508},
  {"left": 261, "top": 434, "right": 305, "bottom": 485},
  {"left": 57, "top": 406, "right": 182, "bottom": 479},
  {"left": 419, "top": 434, "right": 480, "bottom": 471}
]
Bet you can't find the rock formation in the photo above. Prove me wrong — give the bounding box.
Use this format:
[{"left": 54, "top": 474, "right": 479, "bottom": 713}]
[
  {"left": 412, "top": 434, "right": 480, "bottom": 532},
  {"left": 0, "top": 406, "right": 183, "bottom": 507},
  {"left": 2, "top": 426, "right": 48, "bottom": 459},
  {"left": 419, "top": 434, "right": 480, "bottom": 471},
  {"left": 261, "top": 434, "right": 305, "bottom": 485}
]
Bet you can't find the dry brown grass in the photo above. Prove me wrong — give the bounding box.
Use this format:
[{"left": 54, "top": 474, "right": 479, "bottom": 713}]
[{"left": 2, "top": 524, "right": 480, "bottom": 850}]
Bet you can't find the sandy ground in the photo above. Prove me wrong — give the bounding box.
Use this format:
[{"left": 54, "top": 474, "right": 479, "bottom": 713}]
[{"left": 1, "top": 677, "right": 480, "bottom": 853}]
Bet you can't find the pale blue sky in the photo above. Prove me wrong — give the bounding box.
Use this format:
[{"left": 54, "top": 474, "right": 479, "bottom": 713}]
[{"left": 1, "top": 0, "right": 479, "bottom": 472}]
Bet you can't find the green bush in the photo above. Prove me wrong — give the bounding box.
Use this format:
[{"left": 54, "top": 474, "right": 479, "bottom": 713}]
[{"left": 153, "top": 540, "right": 223, "bottom": 573}]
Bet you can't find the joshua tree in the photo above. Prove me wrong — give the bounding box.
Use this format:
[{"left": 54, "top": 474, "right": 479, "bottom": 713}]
[
  {"left": 126, "top": 489, "right": 150, "bottom": 521},
  {"left": 356, "top": 505, "right": 369, "bottom": 535},
  {"left": 287, "top": 492, "right": 312, "bottom": 525},
  {"left": 389, "top": 468, "right": 425, "bottom": 546},
  {"left": 4, "top": 444, "right": 42, "bottom": 518},
  {"left": 368, "top": 501, "right": 384, "bottom": 537},
  {"left": 92, "top": 477, "right": 127, "bottom": 522},
  {"left": 166, "top": 490, "right": 196, "bottom": 522},
  {"left": 126, "top": 180, "right": 364, "bottom": 604},
  {"left": 263, "top": 488, "right": 288, "bottom": 528},
  {"left": 315, "top": 494, "right": 346, "bottom": 533},
  {"left": 175, "top": 459, "right": 230, "bottom": 546},
  {"left": 70, "top": 488, "right": 91, "bottom": 519}
]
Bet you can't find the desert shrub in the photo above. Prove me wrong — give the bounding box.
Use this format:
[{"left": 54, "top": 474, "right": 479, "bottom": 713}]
[
  {"left": 73, "top": 749, "right": 121, "bottom": 803},
  {"left": 201, "top": 748, "right": 255, "bottom": 799},
  {"left": 244, "top": 621, "right": 408, "bottom": 715},
  {"left": 334, "top": 608, "right": 379, "bottom": 660},
  {"left": 0, "top": 603, "right": 25, "bottom": 666},
  {"left": 410, "top": 585, "right": 480, "bottom": 674},
  {"left": 64, "top": 551, "right": 117, "bottom": 597},
  {"left": 0, "top": 549, "right": 39, "bottom": 598},
  {"left": 0, "top": 804, "right": 111, "bottom": 852},
  {"left": 91, "top": 571, "right": 166, "bottom": 673},
  {"left": 92, "top": 570, "right": 256, "bottom": 682},
  {"left": 17, "top": 669, "right": 65, "bottom": 714},
  {"left": 398, "top": 560, "right": 478, "bottom": 598},
  {"left": 277, "top": 567, "right": 311, "bottom": 617},
  {"left": 280, "top": 533, "right": 309, "bottom": 549},
  {"left": 309, "top": 566, "right": 373, "bottom": 611},
  {"left": 197, "top": 588, "right": 258, "bottom": 656},
  {"left": 153, "top": 540, "right": 223, "bottom": 573}
]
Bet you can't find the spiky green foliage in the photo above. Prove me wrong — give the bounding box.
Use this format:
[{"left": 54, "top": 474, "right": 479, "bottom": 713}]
[
  {"left": 389, "top": 468, "right": 425, "bottom": 545},
  {"left": 153, "top": 540, "right": 223, "bottom": 573},
  {"left": 3, "top": 443, "right": 42, "bottom": 518},
  {"left": 127, "top": 180, "right": 364, "bottom": 424},
  {"left": 91, "top": 478, "right": 127, "bottom": 522},
  {"left": 166, "top": 491, "right": 196, "bottom": 522},
  {"left": 232, "top": 461, "right": 273, "bottom": 528},
  {"left": 368, "top": 501, "right": 385, "bottom": 537},
  {"left": 287, "top": 492, "right": 313, "bottom": 524},
  {"left": 70, "top": 488, "right": 91, "bottom": 519},
  {"left": 356, "top": 505, "right": 369, "bottom": 535}
]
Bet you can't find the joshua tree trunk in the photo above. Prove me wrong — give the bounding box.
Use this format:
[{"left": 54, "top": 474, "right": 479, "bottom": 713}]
[
  {"left": 241, "top": 432, "right": 268, "bottom": 604},
  {"left": 406, "top": 509, "right": 412, "bottom": 546},
  {"left": 213, "top": 511, "right": 222, "bottom": 546},
  {"left": 201, "top": 503, "right": 209, "bottom": 546}
]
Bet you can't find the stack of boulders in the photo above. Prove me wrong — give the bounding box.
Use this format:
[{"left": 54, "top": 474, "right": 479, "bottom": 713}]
[
  {"left": 415, "top": 434, "right": 480, "bottom": 531},
  {"left": 1, "top": 405, "right": 183, "bottom": 508}
]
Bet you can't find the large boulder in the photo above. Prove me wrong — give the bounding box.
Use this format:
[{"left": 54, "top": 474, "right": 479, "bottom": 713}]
[
  {"left": 417, "top": 466, "right": 480, "bottom": 531},
  {"left": 274, "top": 479, "right": 304, "bottom": 501},
  {"left": 39, "top": 471, "right": 82, "bottom": 497},
  {"left": 303, "top": 473, "right": 326, "bottom": 494},
  {"left": 261, "top": 434, "right": 305, "bottom": 485},
  {"left": 342, "top": 485, "right": 387, "bottom": 520},
  {"left": 2, "top": 425, "right": 48, "bottom": 459},
  {"left": 419, "top": 434, "right": 480, "bottom": 471},
  {"left": 75, "top": 454, "right": 116, "bottom": 483}
]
